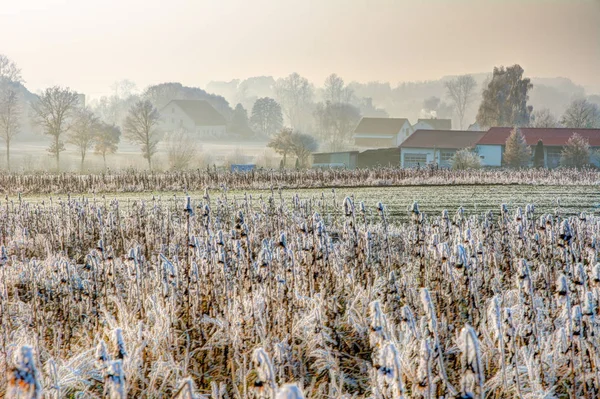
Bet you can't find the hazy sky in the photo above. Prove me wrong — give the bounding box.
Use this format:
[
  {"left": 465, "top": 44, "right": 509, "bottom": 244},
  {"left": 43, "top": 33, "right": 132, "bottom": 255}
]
[{"left": 1, "top": 0, "right": 599, "bottom": 97}]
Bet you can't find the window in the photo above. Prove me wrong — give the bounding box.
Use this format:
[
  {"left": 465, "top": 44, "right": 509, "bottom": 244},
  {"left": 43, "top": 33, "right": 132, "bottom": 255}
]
[
  {"left": 404, "top": 153, "right": 427, "bottom": 167},
  {"left": 440, "top": 150, "right": 456, "bottom": 166}
]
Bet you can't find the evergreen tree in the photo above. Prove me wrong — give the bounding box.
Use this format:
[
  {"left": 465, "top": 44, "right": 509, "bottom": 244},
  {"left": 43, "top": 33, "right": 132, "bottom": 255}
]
[
  {"left": 503, "top": 128, "right": 531, "bottom": 168},
  {"left": 533, "top": 139, "right": 545, "bottom": 168}
]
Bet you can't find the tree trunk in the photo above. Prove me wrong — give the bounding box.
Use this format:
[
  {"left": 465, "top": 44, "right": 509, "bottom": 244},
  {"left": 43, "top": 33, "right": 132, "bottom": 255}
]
[
  {"left": 6, "top": 140, "right": 9, "bottom": 171},
  {"left": 55, "top": 137, "right": 60, "bottom": 172},
  {"left": 103, "top": 153, "right": 107, "bottom": 170}
]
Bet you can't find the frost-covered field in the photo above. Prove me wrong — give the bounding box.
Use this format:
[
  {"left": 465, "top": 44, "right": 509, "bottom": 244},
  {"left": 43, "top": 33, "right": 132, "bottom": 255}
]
[{"left": 2, "top": 185, "right": 600, "bottom": 398}]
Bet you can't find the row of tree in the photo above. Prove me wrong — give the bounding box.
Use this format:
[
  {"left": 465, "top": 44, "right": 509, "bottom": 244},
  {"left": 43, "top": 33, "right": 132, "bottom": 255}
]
[{"left": 503, "top": 128, "right": 594, "bottom": 168}]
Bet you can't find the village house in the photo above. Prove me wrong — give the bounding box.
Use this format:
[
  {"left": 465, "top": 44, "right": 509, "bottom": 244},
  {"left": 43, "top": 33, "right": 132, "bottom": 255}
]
[
  {"left": 411, "top": 118, "right": 452, "bottom": 131},
  {"left": 476, "top": 127, "right": 600, "bottom": 168},
  {"left": 160, "top": 99, "right": 227, "bottom": 137},
  {"left": 400, "top": 129, "right": 486, "bottom": 168},
  {"left": 353, "top": 117, "right": 413, "bottom": 148}
]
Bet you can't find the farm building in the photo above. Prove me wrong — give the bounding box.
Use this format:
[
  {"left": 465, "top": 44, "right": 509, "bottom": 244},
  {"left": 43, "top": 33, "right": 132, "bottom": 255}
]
[
  {"left": 411, "top": 118, "right": 452, "bottom": 131},
  {"left": 400, "top": 129, "right": 486, "bottom": 168},
  {"left": 357, "top": 147, "right": 401, "bottom": 168},
  {"left": 312, "top": 151, "right": 359, "bottom": 169},
  {"left": 353, "top": 117, "right": 413, "bottom": 148},
  {"left": 160, "top": 99, "right": 227, "bottom": 137},
  {"left": 476, "top": 127, "right": 600, "bottom": 168}
]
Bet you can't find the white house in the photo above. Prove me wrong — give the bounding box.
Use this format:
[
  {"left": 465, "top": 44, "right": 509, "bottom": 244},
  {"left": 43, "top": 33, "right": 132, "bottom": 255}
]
[
  {"left": 400, "top": 129, "right": 486, "bottom": 168},
  {"left": 160, "top": 100, "right": 227, "bottom": 137},
  {"left": 353, "top": 117, "right": 413, "bottom": 148},
  {"left": 476, "top": 127, "right": 600, "bottom": 168},
  {"left": 411, "top": 118, "right": 452, "bottom": 132}
]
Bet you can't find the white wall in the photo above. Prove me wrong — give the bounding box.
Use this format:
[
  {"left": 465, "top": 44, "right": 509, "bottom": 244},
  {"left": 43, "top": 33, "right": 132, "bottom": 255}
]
[
  {"left": 476, "top": 145, "right": 502, "bottom": 166},
  {"left": 400, "top": 148, "right": 435, "bottom": 167},
  {"left": 161, "top": 103, "right": 196, "bottom": 132},
  {"left": 396, "top": 121, "right": 415, "bottom": 146}
]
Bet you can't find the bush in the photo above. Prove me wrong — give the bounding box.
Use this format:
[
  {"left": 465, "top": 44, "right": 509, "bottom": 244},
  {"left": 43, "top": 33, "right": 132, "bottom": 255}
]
[
  {"left": 560, "top": 133, "right": 591, "bottom": 168},
  {"left": 166, "top": 130, "right": 198, "bottom": 170},
  {"left": 451, "top": 149, "right": 481, "bottom": 170}
]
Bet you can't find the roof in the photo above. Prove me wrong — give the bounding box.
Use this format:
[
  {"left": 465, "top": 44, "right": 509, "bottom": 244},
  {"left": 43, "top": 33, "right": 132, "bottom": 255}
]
[
  {"left": 416, "top": 118, "right": 452, "bottom": 130},
  {"left": 477, "top": 127, "right": 600, "bottom": 146},
  {"left": 312, "top": 151, "right": 359, "bottom": 155},
  {"left": 163, "top": 100, "right": 227, "bottom": 126},
  {"left": 400, "top": 130, "right": 486, "bottom": 149},
  {"left": 354, "top": 117, "right": 409, "bottom": 135}
]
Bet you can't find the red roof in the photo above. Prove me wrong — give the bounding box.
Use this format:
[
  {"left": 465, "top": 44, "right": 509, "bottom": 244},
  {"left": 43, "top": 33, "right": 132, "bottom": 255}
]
[{"left": 477, "top": 127, "right": 600, "bottom": 146}]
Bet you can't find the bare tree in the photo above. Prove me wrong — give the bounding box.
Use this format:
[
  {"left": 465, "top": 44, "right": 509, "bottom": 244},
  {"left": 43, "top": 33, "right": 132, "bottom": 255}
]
[
  {"left": 561, "top": 99, "right": 600, "bottom": 128},
  {"left": 30, "top": 86, "right": 80, "bottom": 170},
  {"left": 274, "top": 73, "right": 314, "bottom": 131},
  {"left": 123, "top": 100, "right": 161, "bottom": 170},
  {"left": 94, "top": 122, "right": 121, "bottom": 169},
  {"left": 0, "top": 84, "right": 20, "bottom": 170},
  {"left": 531, "top": 108, "right": 559, "bottom": 128},
  {"left": 445, "top": 75, "right": 476, "bottom": 129},
  {"left": 323, "top": 74, "right": 353, "bottom": 104},
  {"left": 0, "top": 54, "right": 23, "bottom": 84},
  {"left": 267, "top": 128, "right": 294, "bottom": 167},
  {"left": 290, "top": 132, "right": 318, "bottom": 168},
  {"left": 68, "top": 107, "right": 99, "bottom": 170},
  {"left": 314, "top": 102, "right": 361, "bottom": 151}
]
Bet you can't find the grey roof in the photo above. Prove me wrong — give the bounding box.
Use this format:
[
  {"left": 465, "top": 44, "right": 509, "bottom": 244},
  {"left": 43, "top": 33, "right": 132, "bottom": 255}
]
[
  {"left": 164, "top": 100, "right": 227, "bottom": 126},
  {"left": 416, "top": 118, "right": 452, "bottom": 130},
  {"left": 400, "top": 130, "right": 485, "bottom": 149},
  {"left": 354, "top": 117, "right": 409, "bottom": 135}
]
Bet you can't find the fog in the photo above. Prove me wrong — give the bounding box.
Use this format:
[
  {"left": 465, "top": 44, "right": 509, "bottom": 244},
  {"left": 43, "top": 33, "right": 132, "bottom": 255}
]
[{"left": 0, "top": 0, "right": 599, "bottom": 172}]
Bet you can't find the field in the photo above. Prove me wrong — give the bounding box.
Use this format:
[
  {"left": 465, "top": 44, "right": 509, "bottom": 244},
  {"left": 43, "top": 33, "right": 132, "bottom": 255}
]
[{"left": 2, "top": 171, "right": 600, "bottom": 398}]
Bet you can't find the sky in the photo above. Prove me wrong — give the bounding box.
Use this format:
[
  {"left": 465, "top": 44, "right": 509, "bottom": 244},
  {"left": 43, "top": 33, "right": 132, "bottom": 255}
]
[{"left": 1, "top": 0, "right": 599, "bottom": 98}]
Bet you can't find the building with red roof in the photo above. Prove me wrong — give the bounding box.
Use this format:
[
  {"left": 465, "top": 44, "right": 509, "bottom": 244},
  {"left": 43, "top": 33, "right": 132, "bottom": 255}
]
[{"left": 476, "top": 127, "right": 600, "bottom": 167}]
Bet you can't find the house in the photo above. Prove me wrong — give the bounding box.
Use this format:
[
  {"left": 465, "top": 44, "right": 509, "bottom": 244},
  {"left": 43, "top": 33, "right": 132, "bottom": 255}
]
[
  {"left": 357, "top": 147, "right": 401, "bottom": 168},
  {"left": 312, "top": 151, "right": 359, "bottom": 169},
  {"left": 353, "top": 117, "right": 413, "bottom": 148},
  {"left": 412, "top": 118, "right": 452, "bottom": 131},
  {"left": 400, "top": 130, "right": 486, "bottom": 168},
  {"left": 476, "top": 127, "right": 600, "bottom": 168},
  {"left": 160, "top": 100, "right": 227, "bottom": 137}
]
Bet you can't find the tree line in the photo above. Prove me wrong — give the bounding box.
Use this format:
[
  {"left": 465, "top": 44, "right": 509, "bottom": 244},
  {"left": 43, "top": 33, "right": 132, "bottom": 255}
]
[{"left": 2, "top": 53, "right": 600, "bottom": 172}]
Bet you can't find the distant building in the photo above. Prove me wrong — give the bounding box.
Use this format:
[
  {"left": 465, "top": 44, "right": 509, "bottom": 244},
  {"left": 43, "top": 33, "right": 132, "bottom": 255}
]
[
  {"left": 400, "top": 129, "right": 486, "bottom": 168},
  {"left": 312, "top": 151, "right": 359, "bottom": 169},
  {"left": 476, "top": 127, "right": 600, "bottom": 168},
  {"left": 357, "top": 147, "right": 401, "bottom": 168},
  {"left": 412, "top": 118, "right": 452, "bottom": 131},
  {"left": 160, "top": 100, "right": 227, "bottom": 137},
  {"left": 353, "top": 117, "right": 413, "bottom": 148}
]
